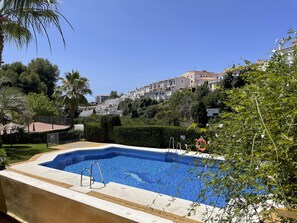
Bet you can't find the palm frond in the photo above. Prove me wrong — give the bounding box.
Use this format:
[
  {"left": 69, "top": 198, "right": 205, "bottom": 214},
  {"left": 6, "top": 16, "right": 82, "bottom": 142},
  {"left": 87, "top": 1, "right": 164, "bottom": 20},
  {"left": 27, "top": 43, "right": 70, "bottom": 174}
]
[
  {"left": 1, "top": 0, "right": 73, "bottom": 53},
  {"left": 2, "top": 21, "right": 31, "bottom": 47}
]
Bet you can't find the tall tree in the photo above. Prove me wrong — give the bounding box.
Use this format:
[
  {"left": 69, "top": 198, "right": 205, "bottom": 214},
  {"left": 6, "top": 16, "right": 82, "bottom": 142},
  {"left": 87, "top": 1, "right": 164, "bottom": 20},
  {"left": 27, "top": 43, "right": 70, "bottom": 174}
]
[
  {"left": 53, "top": 70, "right": 92, "bottom": 121},
  {"left": 27, "top": 58, "right": 59, "bottom": 97},
  {"left": 27, "top": 92, "right": 57, "bottom": 116},
  {"left": 0, "top": 86, "right": 32, "bottom": 142},
  {"left": 191, "top": 101, "right": 208, "bottom": 127},
  {"left": 109, "top": 90, "right": 118, "bottom": 99},
  {"left": 0, "top": 0, "right": 72, "bottom": 64}
]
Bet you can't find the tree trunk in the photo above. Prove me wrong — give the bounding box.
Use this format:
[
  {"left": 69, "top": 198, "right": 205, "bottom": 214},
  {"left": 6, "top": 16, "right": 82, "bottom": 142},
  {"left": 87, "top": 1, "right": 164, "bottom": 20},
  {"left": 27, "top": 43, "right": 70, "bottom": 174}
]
[{"left": 0, "top": 16, "right": 4, "bottom": 65}]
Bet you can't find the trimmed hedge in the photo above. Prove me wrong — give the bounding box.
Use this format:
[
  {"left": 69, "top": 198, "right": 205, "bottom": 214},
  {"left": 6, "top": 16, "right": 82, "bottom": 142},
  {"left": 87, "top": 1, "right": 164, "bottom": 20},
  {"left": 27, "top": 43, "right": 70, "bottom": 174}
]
[
  {"left": 85, "top": 122, "right": 105, "bottom": 142},
  {"left": 101, "top": 115, "right": 121, "bottom": 142},
  {"left": 2, "top": 128, "right": 71, "bottom": 144},
  {"left": 113, "top": 125, "right": 199, "bottom": 148},
  {"left": 84, "top": 115, "right": 121, "bottom": 143}
]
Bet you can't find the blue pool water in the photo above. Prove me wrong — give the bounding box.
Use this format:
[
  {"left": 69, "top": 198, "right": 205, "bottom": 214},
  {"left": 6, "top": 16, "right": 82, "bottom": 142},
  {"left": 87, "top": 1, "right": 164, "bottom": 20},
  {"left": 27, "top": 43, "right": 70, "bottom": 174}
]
[{"left": 41, "top": 147, "right": 225, "bottom": 207}]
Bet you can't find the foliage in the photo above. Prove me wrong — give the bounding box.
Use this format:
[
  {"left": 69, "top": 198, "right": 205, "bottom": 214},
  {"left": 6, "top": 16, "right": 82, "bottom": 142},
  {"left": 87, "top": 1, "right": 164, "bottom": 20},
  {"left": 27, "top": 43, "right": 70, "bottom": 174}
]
[
  {"left": 0, "top": 0, "right": 72, "bottom": 64},
  {"left": 114, "top": 125, "right": 199, "bottom": 148},
  {"left": 100, "top": 115, "right": 121, "bottom": 142},
  {"left": 27, "top": 58, "right": 60, "bottom": 97},
  {"left": 191, "top": 101, "right": 208, "bottom": 127},
  {"left": 199, "top": 44, "right": 297, "bottom": 222},
  {"left": 109, "top": 90, "right": 119, "bottom": 99},
  {"left": 75, "top": 114, "right": 102, "bottom": 124},
  {"left": 27, "top": 92, "right": 58, "bottom": 116},
  {"left": 0, "top": 58, "right": 60, "bottom": 97},
  {"left": 84, "top": 122, "right": 105, "bottom": 142},
  {"left": 0, "top": 86, "right": 32, "bottom": 125},
  {"left": 120, "top": 116, "right": 171, "bottom": 126},
  {"left": 168, "top": 89, "right": 193, "bottom": 120},
  {"left": 203, "top": 89, "right": 227, "bottom": 110},
  {"left": 222, "top": 66, "right": 248, "bottom": 89},
  {"left": 118, "top": 96, "right": 158, "bottom": 118},
  {"left": 118, "top": 98, "right": 133, "bottom": 115},
  {"left": 53, "top": 70, "right": 92, "bottom": 121},
  {"left": 84, "top": 115, "right": 121, "bottom": 143},
  {"left": 0, "top": 148, "right": 8, "bottom": 169},
  {"left": 2, "top": 128, "right": 70, "bottom": 144}
]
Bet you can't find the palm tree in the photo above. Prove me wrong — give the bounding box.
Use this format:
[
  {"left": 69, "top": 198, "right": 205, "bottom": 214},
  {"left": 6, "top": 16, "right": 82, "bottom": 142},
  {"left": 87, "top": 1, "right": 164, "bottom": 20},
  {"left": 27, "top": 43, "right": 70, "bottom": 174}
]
[
  {"left": 0, "top": 0, "right": 72, "bottom": 64},
  {"left": 54, "top": 70, "right": 92, "bottom": 122},
  {"left": 0, "top": 86, "right": 32, "bottom": 146}
]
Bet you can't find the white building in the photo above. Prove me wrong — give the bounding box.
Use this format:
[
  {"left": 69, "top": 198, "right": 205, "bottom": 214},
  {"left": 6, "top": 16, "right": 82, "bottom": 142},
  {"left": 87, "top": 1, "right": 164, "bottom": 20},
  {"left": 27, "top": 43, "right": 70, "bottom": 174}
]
[
  {"left": 180, "top": 70, "right": 217, "bottom": 89},
  {"left": 208, "top": 73, "right": 226, "bottom": 91},
  {"left": 126, "top": 76, "right": 190, "bottom": 101},
  {"left": 275, "top": 39, "right": 297, "bottom": 65}
]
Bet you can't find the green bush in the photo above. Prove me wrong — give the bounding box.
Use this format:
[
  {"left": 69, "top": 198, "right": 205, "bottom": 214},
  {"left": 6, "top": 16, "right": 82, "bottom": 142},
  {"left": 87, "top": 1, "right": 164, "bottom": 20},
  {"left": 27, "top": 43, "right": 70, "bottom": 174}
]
[
  {"left": 85, "top": 122, "right": 105, "bottom": 142},
  {"left": 0, "top": 148, "right": 7, "bottom": 170},
  {"left": 83, "top": 115, "right": 121, "bottom": 143},
  {"left": 101, "top": 115, "right": 121, "bottom": 142},
  {"left": 2, "top": 128, "right": 71, "bottom": 144},
  {"left": 114, "top": 125, "right": 199, "bottom": 148},
  {"left": 161, "top": 126, "right": 198, "bottom": 147}
]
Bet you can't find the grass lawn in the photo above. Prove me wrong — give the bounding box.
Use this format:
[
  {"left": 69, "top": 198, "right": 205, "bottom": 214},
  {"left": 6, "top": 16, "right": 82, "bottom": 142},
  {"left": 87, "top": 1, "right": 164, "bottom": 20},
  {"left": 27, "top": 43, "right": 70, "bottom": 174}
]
[{"left": 2, "top": 144, "right": 54, "bottom": 164}]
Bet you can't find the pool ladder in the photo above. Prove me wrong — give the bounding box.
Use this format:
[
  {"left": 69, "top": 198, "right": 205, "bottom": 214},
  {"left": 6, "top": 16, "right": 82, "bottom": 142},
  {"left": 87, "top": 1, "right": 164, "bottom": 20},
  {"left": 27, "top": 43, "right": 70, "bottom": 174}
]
[
  {"left": 168, "top": 137, "right": 182, "bottom": 153},
  {"left": 80, "top": 161, "right": 105, "bottom": 188},
  {"left": 169, "top": 137, "right": 175, "bottom": 151}
]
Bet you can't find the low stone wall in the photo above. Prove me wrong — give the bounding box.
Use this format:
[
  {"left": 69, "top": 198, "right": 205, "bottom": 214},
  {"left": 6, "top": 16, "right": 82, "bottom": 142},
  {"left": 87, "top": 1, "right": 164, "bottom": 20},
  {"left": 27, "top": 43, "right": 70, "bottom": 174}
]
[{"left": 0, "top": 171, "right": 143, "bottom": 223}]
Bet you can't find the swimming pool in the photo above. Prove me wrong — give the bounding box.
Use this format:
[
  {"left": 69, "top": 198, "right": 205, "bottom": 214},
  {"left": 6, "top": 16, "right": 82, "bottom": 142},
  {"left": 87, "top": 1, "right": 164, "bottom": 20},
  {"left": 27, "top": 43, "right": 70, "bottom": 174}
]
[{"left": 41, "top": 147, "right": 225, "bottom": 207}]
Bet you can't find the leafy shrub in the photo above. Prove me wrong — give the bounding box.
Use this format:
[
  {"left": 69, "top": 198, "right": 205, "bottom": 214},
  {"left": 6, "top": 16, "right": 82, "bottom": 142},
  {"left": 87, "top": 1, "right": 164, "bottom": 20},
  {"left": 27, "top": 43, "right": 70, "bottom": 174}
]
[
  {"left": 75, "top": 114, "right": 102, "bottom": 124},
  {"left": 81, "top": 115, "right": 121, "bottom": 143},
  {"left": 114, "top": 125, "right": 199, "bottom": 148},
  {"left": 101, "top": 115, "right": 121, "bottom": 142},
  {"left": 84, "top": 122, "right": 105, "bottom": 142},
  {"left": 2, "top": 128, "right": 71, "bottom": 144},
  {"left": 0, "top": 149, "right": 8, "bottom": 170}
]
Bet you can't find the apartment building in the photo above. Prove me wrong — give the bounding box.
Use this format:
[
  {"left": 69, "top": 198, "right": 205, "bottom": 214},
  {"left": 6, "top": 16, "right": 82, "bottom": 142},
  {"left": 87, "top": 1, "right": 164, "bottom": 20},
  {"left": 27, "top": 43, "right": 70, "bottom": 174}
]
[
  {"left": 95, "top": 95, "right": 109, "bottom": 104},
  {"left": 124, "top": 69, "right": 226, "bottom": 101},
  {"left": 127, "top": 76, "right": 190, "bottom": 101},
  {"left": 180, "top": 70, "right": 217, "bottom": 89},
  {"left": 275, "top": 39, "right": 297, "bottom": 65},
  {"left": 208, "top": 73, "right": 225, "bottom": 91}
]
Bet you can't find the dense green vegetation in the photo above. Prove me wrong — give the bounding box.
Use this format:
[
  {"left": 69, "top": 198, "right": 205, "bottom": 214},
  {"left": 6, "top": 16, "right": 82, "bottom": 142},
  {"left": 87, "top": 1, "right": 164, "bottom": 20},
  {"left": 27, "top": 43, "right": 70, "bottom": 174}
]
[
  {"left": 196, "top": 45, "right": 297, "bottom": 221},
  {"left": 84, "top": 115, "right": 121, "bottom": 143},
  {"left": 114, "top": 125, "right": 199, "bottom": 148},
  {"left": 118, "top": 82, "right": 229, "bottom": 127}
]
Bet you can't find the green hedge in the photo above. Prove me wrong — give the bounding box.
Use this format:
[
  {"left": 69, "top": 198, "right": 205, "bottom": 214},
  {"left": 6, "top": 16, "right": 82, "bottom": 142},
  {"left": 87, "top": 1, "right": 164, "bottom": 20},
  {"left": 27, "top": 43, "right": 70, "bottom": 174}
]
[
  {"left": 85, "top": 115, "right": 121, "bottom": 143},
  {"left": 85, "top": 122, "right": 105, "bottom": 142},
  {"left": 113, "top": 125, "right": 199, "bottom": 148},
  {"left": 2, "top": 128, "right": 71, "bottom": 144},
  {"left": 101, "top": 115, "right": 121, "bottom": 142}
]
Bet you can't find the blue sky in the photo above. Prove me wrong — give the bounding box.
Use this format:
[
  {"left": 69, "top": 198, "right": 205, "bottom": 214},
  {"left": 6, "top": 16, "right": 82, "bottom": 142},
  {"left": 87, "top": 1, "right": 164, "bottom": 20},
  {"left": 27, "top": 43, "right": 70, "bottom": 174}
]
[{"left": 4, "top": 0, "right": 297, "bottom": 101}]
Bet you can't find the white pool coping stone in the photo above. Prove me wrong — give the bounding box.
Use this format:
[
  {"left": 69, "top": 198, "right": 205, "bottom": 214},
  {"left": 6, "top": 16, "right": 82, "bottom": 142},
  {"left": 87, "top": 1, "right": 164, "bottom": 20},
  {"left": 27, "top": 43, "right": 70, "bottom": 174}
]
[{"left": 9, "top": 144, "right": 223, "bottom": 222}]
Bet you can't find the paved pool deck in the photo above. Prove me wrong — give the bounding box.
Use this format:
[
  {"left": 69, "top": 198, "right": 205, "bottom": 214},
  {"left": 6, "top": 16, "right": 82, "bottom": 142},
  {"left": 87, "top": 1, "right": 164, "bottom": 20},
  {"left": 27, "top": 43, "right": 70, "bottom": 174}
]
[{"left": 7, "top": 142, "right": 223, "bottom": 223}]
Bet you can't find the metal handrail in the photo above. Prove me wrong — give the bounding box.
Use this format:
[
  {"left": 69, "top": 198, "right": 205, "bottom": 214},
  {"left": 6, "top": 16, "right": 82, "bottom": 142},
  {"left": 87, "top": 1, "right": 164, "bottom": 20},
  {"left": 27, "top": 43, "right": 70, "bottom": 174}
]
[
  {"left": 80, "top": 167, "right": 92, "bottom": 186},
  {"left": 176, "top": 142, "right": 182, "bottom": 153},
  {"left": 169, "top": 137, "right": 175, "bottom": 152},
  {"left": 90, "top": 161, "right": 105, "bottom": 187}
]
